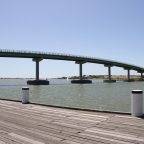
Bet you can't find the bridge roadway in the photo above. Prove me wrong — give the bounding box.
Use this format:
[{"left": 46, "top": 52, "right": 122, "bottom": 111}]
[{"left": 0, "top": 49, "right": 144, "bottom": 84}]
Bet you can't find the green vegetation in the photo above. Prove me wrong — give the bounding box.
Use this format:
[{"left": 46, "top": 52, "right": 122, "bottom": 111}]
[{"left": 58, "top": 75, "right": 141, "bottom": 80}]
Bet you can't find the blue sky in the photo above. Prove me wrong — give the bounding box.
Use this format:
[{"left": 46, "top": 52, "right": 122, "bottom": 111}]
[{"left": 0, "top": 0, "right": 144, "bottom": 78}]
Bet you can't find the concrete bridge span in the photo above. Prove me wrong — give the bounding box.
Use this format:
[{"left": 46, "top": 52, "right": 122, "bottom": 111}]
[{"left": 0, "top": 49, "right": 144, "bottom": 84}]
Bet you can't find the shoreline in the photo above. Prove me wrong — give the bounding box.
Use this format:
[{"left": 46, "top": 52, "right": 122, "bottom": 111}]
[{"left": 0, "top": 75, "right": 142, "bottom": 81}]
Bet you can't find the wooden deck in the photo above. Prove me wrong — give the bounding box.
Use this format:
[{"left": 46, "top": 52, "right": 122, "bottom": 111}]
[{"left": 0, "top": 100, "right": 144, "bottom": 144}]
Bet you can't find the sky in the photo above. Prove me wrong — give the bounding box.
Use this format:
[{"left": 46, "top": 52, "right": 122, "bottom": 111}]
[{"left": 0, "top": 0, "right": 144, "bottom": 78}]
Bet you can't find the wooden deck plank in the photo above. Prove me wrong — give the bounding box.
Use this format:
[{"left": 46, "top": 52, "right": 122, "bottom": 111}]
[
  {"left": 9, "top": 133, "right": 45, "bottom": 144},
  {"left": 0, "top": 100, "right": 144, "bottom": 144},
  {"left": 0, "top": 141, "right": 6, "bottom": 144}
]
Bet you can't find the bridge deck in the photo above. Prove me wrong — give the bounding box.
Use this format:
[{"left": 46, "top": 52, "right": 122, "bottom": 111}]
[
  {"left": 0, "top": 49, "right": 144, "bottom": 72},
  {"left": 0, "top": 100, "right": 144, "bottom": 144}
]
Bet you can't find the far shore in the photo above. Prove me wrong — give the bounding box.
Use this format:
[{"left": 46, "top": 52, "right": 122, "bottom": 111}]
[{"left": 0, "top": 75, "right": 143, "bottom": 81}]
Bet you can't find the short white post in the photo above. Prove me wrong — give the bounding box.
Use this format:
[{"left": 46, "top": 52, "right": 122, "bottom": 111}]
[
  {"left": 131, "top": 90, "right": 143, "bottom": 117},
  {"left": 22, "top": 87, "right": 29, "bottom": 104}
]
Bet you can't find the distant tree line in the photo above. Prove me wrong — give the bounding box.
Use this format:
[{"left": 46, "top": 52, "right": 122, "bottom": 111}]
[{"left": 57, "top": 75, "right": 141, "bottom": 80}]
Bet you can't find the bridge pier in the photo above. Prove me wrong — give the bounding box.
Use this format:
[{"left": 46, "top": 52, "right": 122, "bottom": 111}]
[
  {"left": 27, "top": 58, "right": 49, "bottom": 85},
  {"left": 35, "top": 58, "right": 41, "bottom": 81},
  {"left": 124, "top": 68, "right": 134, "bottom": 82},
  {"left": 137, "top": 71, "right": 144, "bottom": 81},
  {"left": 140, "top": 72, "right": 143, "bottom": 80},
  {"left": 103, "top": 65, "right": 116, "bottom": 83},
  {"left": 71, "top": 61, "right": 92, "bottom": 84},
  {"left": 79, "top": 63, "right": 83, "bottom": 80}
]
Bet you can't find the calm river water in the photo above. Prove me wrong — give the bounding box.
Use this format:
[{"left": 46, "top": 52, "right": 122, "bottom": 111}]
[{"left": 0, "top": 79, "right": 144, "bottom": 113}]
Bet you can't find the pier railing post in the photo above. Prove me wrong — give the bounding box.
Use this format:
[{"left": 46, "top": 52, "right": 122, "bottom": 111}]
[
  {"left": 22, "top": 87, "right": 29, "bottom": 104},
  {"left": 131, "top": 90, "right": 143, "bottom": 117}
]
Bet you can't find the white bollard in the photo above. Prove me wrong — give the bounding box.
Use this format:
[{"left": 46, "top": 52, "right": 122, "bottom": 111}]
[
  {"left": 131, "top": 90, "right": 143, "bottom": 117},
  {"left": 22, "top": 87, "right": 29, "bottom": 104}
]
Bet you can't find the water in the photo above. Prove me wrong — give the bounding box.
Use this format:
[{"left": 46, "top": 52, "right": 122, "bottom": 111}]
[{"left": 0, "top": 79, "right": 144, "bottom": 113}]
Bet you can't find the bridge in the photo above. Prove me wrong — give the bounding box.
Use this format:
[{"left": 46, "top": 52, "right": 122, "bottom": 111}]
[{"left": 0, "top": 49, "right": 144, "bottom": 84}]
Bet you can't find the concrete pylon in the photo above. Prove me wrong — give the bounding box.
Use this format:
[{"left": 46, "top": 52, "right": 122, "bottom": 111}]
[
  {"left": 33, "top": 58, "right": 43, "bottom": 81},
  {"left": 124, "top": 68, "right": 134, "bottom": 82},
  {"left": 27, "top": 58, "right": 49, "bottom": 85},
  {"left": 71, "top": 61, "right": 92, "bottom": 84},
  {"left": 137, "top": 71, "right": 144, "bottom": 81},
  {"left": 103, "top": 65, "right": 116, "bottom": 83},
  {"left": 140, "top": 72, "right": 143, "bottom": 80},
  {"left": 75, "top": 61, "right": 85, "bottom": 80}
]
